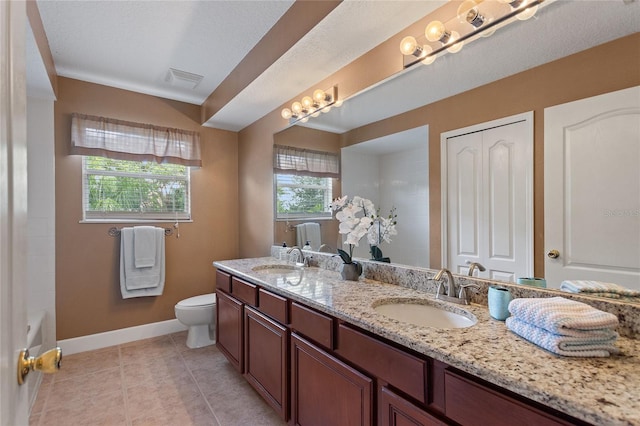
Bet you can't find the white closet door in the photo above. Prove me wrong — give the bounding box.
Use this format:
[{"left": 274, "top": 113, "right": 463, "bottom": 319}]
[
  {"left": 443, "top": 113, "right": 533, "bottom": 282},
  {"left": 544, "top": 86, "right": 640, "bottom": 290}
]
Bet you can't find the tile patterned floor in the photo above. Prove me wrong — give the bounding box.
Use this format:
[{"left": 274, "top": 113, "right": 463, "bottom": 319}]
[{"left": 29, "top": 332, "right": 286, "bottom": 426}]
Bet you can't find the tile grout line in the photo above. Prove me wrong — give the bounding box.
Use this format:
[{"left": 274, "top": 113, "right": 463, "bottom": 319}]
[{"left": 171, "top": 333, "right": 223, "bottom": 426}]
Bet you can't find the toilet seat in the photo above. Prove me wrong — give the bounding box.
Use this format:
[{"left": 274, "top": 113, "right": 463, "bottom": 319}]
[{"left": 176, "top": 293, "right": 216, "bottom": 308}]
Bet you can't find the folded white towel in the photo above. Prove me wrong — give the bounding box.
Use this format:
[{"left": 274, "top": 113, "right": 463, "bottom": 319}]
[
  {"left": 507, "top": 297, "right": 619, "bottom": 337},
  {"left": 120, "top": 227, "right": 165, "bottom": 298},
  {"left": 560, "top": 280, "right": 640, "bottom": 299},
  {"left": 134, "top": 226, "right": 158, "bottom": 268},
  {"left": 304, "top": 222, "right": 321, "bottom": 250},
  {"left": 295, "top": 224, "right": 307, "bottom": 249},
  {"left": 506, "top": 316, "right": 619, "bottom": 357}
]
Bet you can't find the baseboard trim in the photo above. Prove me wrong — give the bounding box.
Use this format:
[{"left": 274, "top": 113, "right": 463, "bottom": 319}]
[{"left": 57, "top": 319, "right": 188, "bottom": 355}]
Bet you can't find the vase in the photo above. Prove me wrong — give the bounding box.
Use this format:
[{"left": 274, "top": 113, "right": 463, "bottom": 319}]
[{"left": 340, "top": 262, "right": 362, "bottom": 281}]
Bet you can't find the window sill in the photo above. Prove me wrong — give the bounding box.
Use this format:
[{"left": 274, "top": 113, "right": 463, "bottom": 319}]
[{"left": 80, "top": 219, "right": 194, "bottom": 224}]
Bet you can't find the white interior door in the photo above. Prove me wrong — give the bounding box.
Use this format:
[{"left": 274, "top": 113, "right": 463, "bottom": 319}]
[
  {"left": 442, "top": 112, "right": 533, "bottom": 282},
  {"left": 0, "top": 1, "right": 29, "bottom": 425},
  {"left": 544, "top": 86, "right": 640, "bottom": 290}
]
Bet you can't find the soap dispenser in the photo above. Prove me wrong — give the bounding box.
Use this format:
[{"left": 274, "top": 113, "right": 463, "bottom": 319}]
[{"left": 303, "top": 240, "right": 312, "bottom": 250}]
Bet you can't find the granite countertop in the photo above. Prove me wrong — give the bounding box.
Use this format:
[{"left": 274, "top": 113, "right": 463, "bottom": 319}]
[{"left": 213, "top": 257, "right": 640, "bottom": 426}]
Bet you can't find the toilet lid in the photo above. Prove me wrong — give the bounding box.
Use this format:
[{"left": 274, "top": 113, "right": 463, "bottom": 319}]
[{"left": 177, "top": 293, "right": 216, "bottom": 307}]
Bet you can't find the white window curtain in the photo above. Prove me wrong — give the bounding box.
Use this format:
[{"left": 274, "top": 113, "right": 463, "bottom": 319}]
[
  {"left": 273, "top": 144, "right": 340, "bottom": 178},
  {"left": 71, "top": 113, "right": 202, "bottom": 167}
]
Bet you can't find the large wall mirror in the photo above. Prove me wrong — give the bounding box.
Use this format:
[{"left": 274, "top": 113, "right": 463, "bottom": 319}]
[{"left": 272, "top": 2, "right": 640, "bottom": 303}]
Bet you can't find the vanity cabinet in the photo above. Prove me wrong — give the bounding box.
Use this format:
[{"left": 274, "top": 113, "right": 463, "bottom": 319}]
[
  {"left": 244, "top": 306, "right": 288, "bottom": 420},
  {"left": 215, "top": 290, "right": 244, "bottom": 372},
  {"left": 214, "top": 267, "right": 592, "bottom": 426},
  {"left": 291, "top": 333, "right": 373, "bottom": 426},
  {"left": 444, "top": 369, "right": 582, "bottom": 426},
  {"left": 379, "top": 386, "right": 447, "bottom": 426}
]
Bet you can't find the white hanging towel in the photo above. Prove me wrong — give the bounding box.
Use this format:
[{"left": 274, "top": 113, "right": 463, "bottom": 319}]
[
  {"left": 134, "top": 226, "right": 157, "bottom": 267},
  {"left": 120, "top": 227, "right": 165, "bottom": 298},
  {"left": 304, "top": 222, "right": 322, "bottom": 250},
  {"left": 296, "top": 224, "right": 307, "bottom": 248}
]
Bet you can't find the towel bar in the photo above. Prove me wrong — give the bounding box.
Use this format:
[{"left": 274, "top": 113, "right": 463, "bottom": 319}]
[{"left": 108, "top": 226, "right": 173, "bottom": 237}]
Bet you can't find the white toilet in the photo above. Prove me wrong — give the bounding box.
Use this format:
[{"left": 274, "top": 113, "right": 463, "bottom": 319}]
[{"left": 174, "top": 293, "right": 217, "bottom": 348}]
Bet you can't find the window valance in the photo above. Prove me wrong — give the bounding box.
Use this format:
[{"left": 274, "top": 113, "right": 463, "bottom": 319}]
[
  {"left": 273, "top": 144, "right": 340, "bottom": 178},
  {"left": 71, "top": 113, "right": 202, "bottom": 167}
]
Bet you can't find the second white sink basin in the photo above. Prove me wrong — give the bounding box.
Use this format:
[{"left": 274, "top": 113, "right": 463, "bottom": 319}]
[{"left": 374, "top": 300, "right": 476, "bottom": 329}]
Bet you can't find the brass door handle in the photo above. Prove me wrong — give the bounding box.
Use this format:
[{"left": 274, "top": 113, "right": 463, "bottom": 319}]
[
  {"left": 17, "top": 347, "right": 62, "bottom": 385},
  {"left": 547, "top": 249, "right": 560, "bottom": 259}
]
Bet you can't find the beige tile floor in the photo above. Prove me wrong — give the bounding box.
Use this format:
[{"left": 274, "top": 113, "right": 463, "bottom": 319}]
[{"left": 29, "top": 332, "right": 286, "bottom": 426}]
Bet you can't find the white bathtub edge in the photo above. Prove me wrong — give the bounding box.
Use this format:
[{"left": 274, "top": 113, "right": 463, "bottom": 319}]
[{"left": 57, "top": 319, "right": 188, "bottom": 355}]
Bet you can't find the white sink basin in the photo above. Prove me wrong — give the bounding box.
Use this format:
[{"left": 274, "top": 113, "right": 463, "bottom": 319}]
[
  {"left": 251, "top": 264, "right": 302, "bottom": 274},
  {"left": 374, "top": 300, "right": 476, "bottom": 329}
]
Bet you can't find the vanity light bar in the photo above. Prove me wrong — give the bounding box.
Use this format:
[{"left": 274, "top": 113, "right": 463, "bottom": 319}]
[
  {"left": 400, "top": 0, "right": 551, "bottom": 69},
  {"left": 281, "top": 86, "right": 340, "bottom": 125}
]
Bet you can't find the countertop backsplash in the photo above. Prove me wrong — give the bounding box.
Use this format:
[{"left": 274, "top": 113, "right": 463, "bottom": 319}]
[{"left": 271, "top": 246, "right": 640, "bottom": 339}]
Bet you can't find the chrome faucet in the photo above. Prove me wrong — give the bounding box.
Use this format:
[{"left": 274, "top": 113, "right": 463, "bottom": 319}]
[
  {"left": 466, "top": 261, "right": 486, "bottom": 277},
  {"left": 433, "top": 268, "right": 477, "bottom": 305},
  {"left": 287, "top": 246, "right": 310, "bottom": 267},
  {"left": 434, "top": 268, "right": 457, "bottom": 298}
]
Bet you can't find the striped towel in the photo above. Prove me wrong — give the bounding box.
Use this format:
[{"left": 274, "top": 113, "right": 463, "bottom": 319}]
[
  {"left": 505, "top": 317, "right": 619, "bottom": 357},
  {"left": 507, "top": 297, "right": 619, "bottom": 337},
  {"left": 560, "top": 280, "right": 640, "bottom": 299}
]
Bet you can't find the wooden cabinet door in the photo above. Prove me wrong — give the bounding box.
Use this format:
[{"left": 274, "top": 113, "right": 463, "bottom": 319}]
[
  {"left": 291, "top": 334, "right": 373, "bottom": 426},
  {"left": 244, "top": 306, "right": 288, "bottom": 421},
  {"left": 216, "top": 290, "right": 243, "bottom": 372},
  {"left": 379, "top": 387, "right": 447, "bottom": 426}
]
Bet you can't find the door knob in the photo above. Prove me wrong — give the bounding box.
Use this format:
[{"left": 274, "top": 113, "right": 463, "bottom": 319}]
[
  {"left": 17, "top": 347, "right": 62, "bottom": 385},
  {"left": 547, "top": 249, "right": 560, "bottom": 259}
]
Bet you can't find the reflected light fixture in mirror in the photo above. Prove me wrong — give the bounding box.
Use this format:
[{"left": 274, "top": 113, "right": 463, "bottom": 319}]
[
  {"left": 400, "top": 0, "right": 548, "bottom": 68},
  {"left": 281, "top": 86, "right": 339, "bottom": 125}
]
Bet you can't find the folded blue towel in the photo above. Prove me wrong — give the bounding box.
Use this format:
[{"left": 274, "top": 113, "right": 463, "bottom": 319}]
[
  {"left": 507, "top": 297, "right": 619, "bottom": 337},
  {"left": 506, "top": 316, "right": 619, "bottom": 357}
]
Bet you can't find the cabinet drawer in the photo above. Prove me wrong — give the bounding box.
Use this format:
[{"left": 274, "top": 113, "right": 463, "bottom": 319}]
[
  {"left": 444, "top": 370, "right": 575, "bottom": 426},
  {"left": 216, "top": 269, "right": 231, "bottom": 293},
  {"left": 290, "top": 302, "right": 333, "bottom": 349},
  {"left": 258, "top": 288, "right": 288, "bottom": 324},
  {"left": 231, "top": 277, "right": 258, "bottom": 306},
  {"left": 337, "top": 324, "right": 427, "bottom": 403},
  {"left": 379, "top": 386, "right": 447, "bottom": 426}
]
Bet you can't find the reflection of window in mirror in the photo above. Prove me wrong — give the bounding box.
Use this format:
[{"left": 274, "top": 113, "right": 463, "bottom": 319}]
[{"left": 274, "top": 174, "right": 333, "bottom": 220}]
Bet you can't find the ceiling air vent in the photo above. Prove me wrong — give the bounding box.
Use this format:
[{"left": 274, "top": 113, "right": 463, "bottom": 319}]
[{"left": 165, "top": 68, "right": 204, "bottom": 90}]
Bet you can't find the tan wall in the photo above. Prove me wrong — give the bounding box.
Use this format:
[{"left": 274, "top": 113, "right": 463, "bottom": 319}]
[
  {"left": 55, "top": 77, "right": 239, "bottom": 340},
  {"left": 342, "top": 34, "right": 640, "bottom": 275}
]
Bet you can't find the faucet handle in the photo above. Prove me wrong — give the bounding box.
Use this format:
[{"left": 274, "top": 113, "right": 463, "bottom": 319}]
[{"left": 458, "top": 283, "right": 481, "bottom": 304}]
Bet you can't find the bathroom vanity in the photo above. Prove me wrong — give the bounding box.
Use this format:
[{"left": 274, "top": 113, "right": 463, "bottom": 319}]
[{"left": 213, "top": 256, "right": 639, "bottom": 426}]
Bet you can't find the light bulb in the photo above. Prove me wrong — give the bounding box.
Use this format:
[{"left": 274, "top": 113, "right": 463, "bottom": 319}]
[
  {"left": 425, "top": 21, "right": 449, "bottom": 43},
  {"left": 302, "top": 96, "right": 313, "bottom": 109},
  {"left": 281, "top": 108, "right": 292, "bottom": 120},
  {"left": 300, "top": 117, "right": 309, "bottom": 123},
  {"left": 292, "top": 102, "right": 302, "bottom": 114},
  {"left": 334, "top": 99, "right": 343, "bottom": 108},
  {"left": 313, "top": 89, "right": 326, "bottom": 103},
  {"left": 311, "top": 111, "right": 321, "bottom": 118},
  {"left": 421, "top": 45, "right": 436, "bottom": 65},
  {"left": 400, "top": 36, "right": 419, "bottom": 56},
  {"left": 446, "top": 31, "right": 464, "bottom": 53},
  {"left": 516, "top": 2, "right": 538, "bottom": 20},
  {"left": 321, "top": 105, "right": 332, "bottom": 113},
  {"left": 457, "top": 0, "right": 482, "bottom": 26}
]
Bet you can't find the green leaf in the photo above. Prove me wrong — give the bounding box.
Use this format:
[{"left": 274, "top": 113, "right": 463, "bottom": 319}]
[
  {"left": 370, "top": 245, "right": 383, "bottom": 260},
  {"left": 336, "top": 248, "right": 352, "bottom": 264}
]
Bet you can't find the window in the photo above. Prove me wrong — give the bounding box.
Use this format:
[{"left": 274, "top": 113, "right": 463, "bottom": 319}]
[
  {"left": 71, "top": 113, "right": 200, "bottom": 221},
  {"left": 275, "top": 174, "right": 332, "bottom": 220},
  {"left": 273, "top": 144, "right": 339, "bottom": 220},
  {"left": 83, "top": 156, "right": 190, "bottom": 221}
]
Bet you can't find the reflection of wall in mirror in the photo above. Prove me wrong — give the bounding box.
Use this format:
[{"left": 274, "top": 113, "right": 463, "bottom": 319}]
[{"left": 342, "top": 132, "right": 429, "bottom": 268}]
